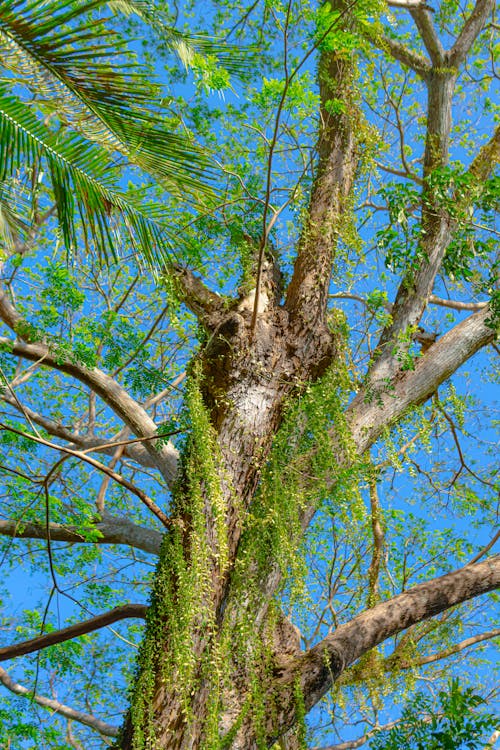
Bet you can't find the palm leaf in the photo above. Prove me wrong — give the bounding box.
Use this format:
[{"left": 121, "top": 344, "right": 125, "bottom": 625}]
[
  {"left": 0, "top": 89, "right": 175, "bottom": 264},
  {"left": 0, "top": 0, "right": 215, "bottom": 194},
  {"left": 109, "top": 0, "right": 255, "bottom": 77},
  {"left": 0, "top": 179, "right": 31, "bottom": 252}
]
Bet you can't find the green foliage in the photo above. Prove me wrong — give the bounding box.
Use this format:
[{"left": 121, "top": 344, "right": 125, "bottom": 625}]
[
  {"left": 377, "top": 182, "right": 422, "bottom": 273},
  {"left": 370, "top": 679, "right": 498, "bottom": 750}
]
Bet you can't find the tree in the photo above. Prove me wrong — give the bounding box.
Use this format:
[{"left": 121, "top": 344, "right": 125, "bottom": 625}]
[{"left": 0, "top": 0, "right": 498, "bottom": 747}]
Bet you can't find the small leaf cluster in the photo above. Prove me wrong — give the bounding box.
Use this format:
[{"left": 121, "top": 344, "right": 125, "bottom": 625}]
[{"left": 370, "top": 678, "right": 498, "bottom": 750}]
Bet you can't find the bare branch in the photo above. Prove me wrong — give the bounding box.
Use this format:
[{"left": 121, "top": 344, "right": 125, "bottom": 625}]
[
  {"left": 310, "top": 718, "right": 400, "bottom": 750},
  {"left": 467, "top": 529, "right": 500, "bottom": 566},
  {"left": 449, "top": 0, "right": 495, "bottom": 68},
  {"left": 0, "top": 665, "right": 119, "bottom": 737},
  {"left": 0, "top": 604, "right": 147, "bottom": 662},
  {"left": 0, "top": 513, "right": 162, "bottom": 555},
  {"left": 0, "top": 422, "right": 171, "bottom": 528},
  {"left": 387, "top": 0, "right": 431, "bottom": 7},
  {"left": 402, "top": 627, "right": 500, "bottom": 668},
  {"left": 487, "top": 730, "right": 500, "bottom": 747},
  {"left": 429, "top": 295, "right": 488, "bottom": 311},
  {"left": 96, "top": 444, "right": 125, "bottom": 514}
]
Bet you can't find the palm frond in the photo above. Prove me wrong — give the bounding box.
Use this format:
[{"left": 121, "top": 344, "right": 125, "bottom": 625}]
[
  {"left": 0, "top": 0, "right": 216, "bottom": 194},
  {"left": 0, "top": 180, "right": 31, "bottom": 253},
  {"left": 108, "top": 0, "right": 255, "bottom": 77},
  {"left": 0, "top": 89, "right": 175, "bottom": 264}
]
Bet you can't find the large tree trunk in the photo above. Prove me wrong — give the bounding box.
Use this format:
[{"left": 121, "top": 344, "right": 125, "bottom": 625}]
[
  {"left": 118, "top": 267, "right": 340, "bottom": 750},
  {"left": 119, "top": 25, "right": 360, "bottom": 744}
]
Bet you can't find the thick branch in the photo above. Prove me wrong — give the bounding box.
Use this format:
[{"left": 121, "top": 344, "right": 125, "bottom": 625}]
[
  {"left": 285, "top": 2, "right": 358, "bottom": 334},
  {"left": 449, "top": 0, "right": 495, "bottom": 68},
  {"left": 0, "top": 604, "right": 147, "bottom": 661},
  {"left": 0, "top": 513, "right": 162, "bottom": 555},
  {"left": 367, "top": 33, "right": 430, "bottom": 76},
  {"left": 0, "top": 336, "right": 179, "bottom": 485},
  {"left": 172, "top": 264, "right": 228, "bottom": 328},
  {"left": 0, "top": 665, "right": 119, "bottom": 737},
  {"left": 349, "top": 306, "right": 496, "bottom": 453},
  {"left": 284, "top": 557, "right": 500, "bottom": 726},
  {"left": 409, "top": 6, "right": 444, "bottom": 65}
]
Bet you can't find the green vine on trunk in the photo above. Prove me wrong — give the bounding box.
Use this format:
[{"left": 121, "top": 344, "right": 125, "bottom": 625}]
[{"left": 125, "top": 364, "right": 231, "bottom": 749}]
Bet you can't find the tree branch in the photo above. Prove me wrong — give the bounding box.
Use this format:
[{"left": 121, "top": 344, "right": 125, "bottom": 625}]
[
  {"left": 0, "top": 391, "right": 160, "bottom": 469},
  {"left": 467, "top": 528, "right": 500, "bottom": 565},
  {"left": 396, "top": 627, "right": 500, "bottom": 669},
  {"left": 0, "top": 271, "right": 179, "bottom": 484},
  {"left": 285, "top": 0, "right": 358, "bottom": 338},
  {"left": 349, "top": 306, "right": 496, "bottom": 454},
  {"left": 310, "top": 718, "right": 400, "bottom": 750},
  {"left": 367, "top": 33, "right": 430, "bottom": 77},
  {"left": 429, "top": 295, "right": 487, "bottom": 311},
  {"left": 0, "top": 513, "right": 162, "bottom": 555},
  {"left": 387, "top": 0, "right": 431, "bottom": 6},
  {"left": 409, "top": 5, "right": 444, "bottom": 65},
  {"left": 236, "top": 308, "right": 495, "bottom": 665},
  {"left": 0, "top": 336, "right": 179, "bottom": 486},
  {"left": 330, "top": 292, "right": 487, "bottom": 313},
  {"left": 449, "top": 0, "right": 495, "bottom": 68},
  {"left": 285, "top": 557, "right": 500, "bottom": 725},
  {"left": 0, "top": 665, "right": 119, "bottom": 737},
  {"left": 469, "top": 123, "right": 500, "bottom": 182},
  {"left": 0, "top": 604, "right": 148, "bottom": 662},
  {"left": 367, "top": 477, "right": 384, "bottom": 606},
  {"left": 0, "top": 421, "right": 172, "bottom": 528},
  {"left": 171, "top": 264, "right": 228, "bottom": 328},
  {"left": 370, "top": 89, "right": 500, "bottom": 384}
]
